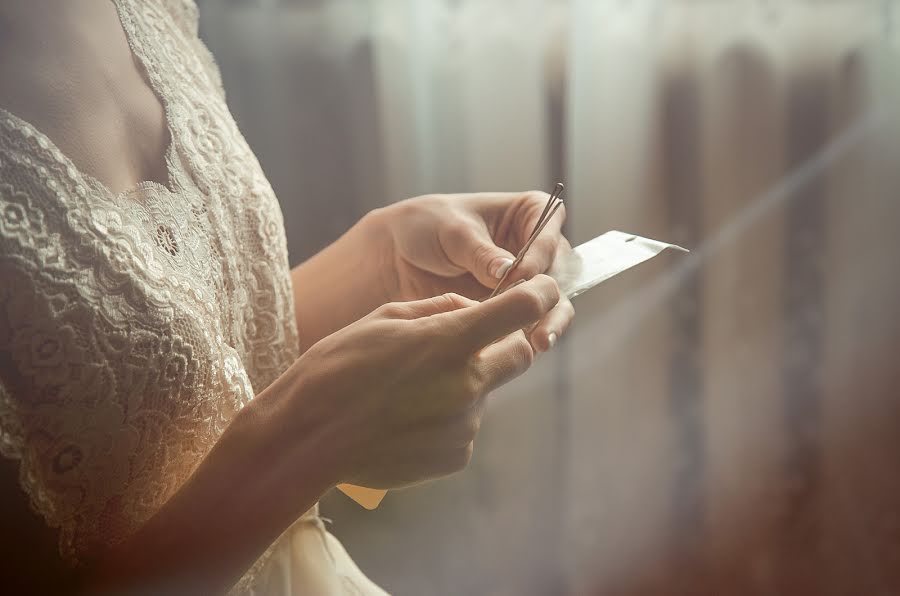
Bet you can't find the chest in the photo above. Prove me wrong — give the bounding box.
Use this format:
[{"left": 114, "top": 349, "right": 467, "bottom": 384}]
[{"left": 0, "top": 1, "right": 171, "bottom": 198}]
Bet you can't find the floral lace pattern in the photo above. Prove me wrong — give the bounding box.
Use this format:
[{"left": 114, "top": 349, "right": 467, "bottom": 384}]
[{"left": 0, "top": 0, "right": 305, "bottom": 589}]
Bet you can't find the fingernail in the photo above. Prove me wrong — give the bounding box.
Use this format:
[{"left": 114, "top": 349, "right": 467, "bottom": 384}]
[
  {"left": 547, "top": 333, "right": 558, "bottom": 349},
  {"left": 493, "top": 258, "right": 514, "bottom": 279}
]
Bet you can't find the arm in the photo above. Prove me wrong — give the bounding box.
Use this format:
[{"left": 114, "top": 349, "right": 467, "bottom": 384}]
[
  {"left": 86, "top": 276, "right": 563, "bottom": 594},
  {"left": 290, "top": 211, "right": 394, "bottom": 353},
  {"left": 84, "top": 368, "right": 340, "bottom": 594}
]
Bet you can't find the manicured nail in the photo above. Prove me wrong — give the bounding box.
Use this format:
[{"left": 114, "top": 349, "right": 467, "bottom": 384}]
[
  {"left": 547, "top": 333, "right": 558, "bottom": 349},
  {"left": 493, "top": 258, "right": 514, "bottom": 279}
]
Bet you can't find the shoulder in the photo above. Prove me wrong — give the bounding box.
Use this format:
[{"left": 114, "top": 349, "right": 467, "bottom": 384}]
[
  {"left": 0, "top": 114, "right": 94, "bottom": 259},
  {"left": 0, "top": 115, "right": 126, "bottom": 341},
  {"left": 1, "top": 117, "right": 71, "bottom": 257}
]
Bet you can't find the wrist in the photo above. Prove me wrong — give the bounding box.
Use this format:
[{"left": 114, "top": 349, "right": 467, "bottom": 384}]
[
  {"left": 291, "top": 206, "right": 399, "bottom": 350},
  {"left": 360, "top": 205, "right": 401, "bottom": 303},
  {"left": 236, "top": 367, "right": 347, "bottom": 500}
]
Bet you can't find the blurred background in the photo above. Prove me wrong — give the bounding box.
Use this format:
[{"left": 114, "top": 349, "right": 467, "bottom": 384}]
[{"left": 197, "top": 1, "right": 900, "bottom": 594}]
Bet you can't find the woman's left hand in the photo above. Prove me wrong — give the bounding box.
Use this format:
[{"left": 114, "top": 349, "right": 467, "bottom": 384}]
[{"left": 372, "top": 191, "right": 575, "bottom": 352}]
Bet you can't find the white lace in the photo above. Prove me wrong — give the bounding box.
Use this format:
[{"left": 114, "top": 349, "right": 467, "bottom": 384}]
[{"left": 0, "top": 0, "right": 308, "bottom": 591}]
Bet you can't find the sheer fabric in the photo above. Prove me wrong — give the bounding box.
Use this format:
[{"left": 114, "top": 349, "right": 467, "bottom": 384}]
[{"left": 0, "top": 0, "right": 386, "bottom": 593}]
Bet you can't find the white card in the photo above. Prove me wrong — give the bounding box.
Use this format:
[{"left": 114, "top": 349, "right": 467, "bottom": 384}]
[{"left": 553, "top": 230, "right": 688, "bottom": 299}]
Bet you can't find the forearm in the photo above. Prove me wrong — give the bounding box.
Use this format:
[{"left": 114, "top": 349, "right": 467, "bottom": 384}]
[
  {"left": 85, "top": 371, "right": 341, "bottom": 594},
  {"left": 291, "top": 209, "right": 396, "bottom": 352}
]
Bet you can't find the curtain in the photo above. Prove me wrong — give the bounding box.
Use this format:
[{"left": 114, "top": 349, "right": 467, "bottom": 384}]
[{"left": 198, "top": 1, "right": 900, "bottom": 594}]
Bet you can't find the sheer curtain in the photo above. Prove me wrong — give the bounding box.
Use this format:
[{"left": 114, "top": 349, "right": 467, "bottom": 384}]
[{"left": 198, "top": 0, "right": 900, "bottom": 593}]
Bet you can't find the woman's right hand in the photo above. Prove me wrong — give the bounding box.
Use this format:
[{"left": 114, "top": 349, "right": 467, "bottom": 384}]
[{"left": 284, "top": 274, "right": 564, "bottom": 490}]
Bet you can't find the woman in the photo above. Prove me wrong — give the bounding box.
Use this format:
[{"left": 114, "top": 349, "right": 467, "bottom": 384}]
[{"left": 0, "top": 1, "right": 574, "bottom": 594}]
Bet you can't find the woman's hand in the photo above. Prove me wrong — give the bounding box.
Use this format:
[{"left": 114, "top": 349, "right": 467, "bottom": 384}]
[
  {"left": 291, "top": 190, "right": 575, "bottom": 353},
  {"left": 82, "top": 278, "right": 559, "bottom": 594},
  {"left": 282, "top": 275, "right": 561, "bottom": 489},
  {"left": 371, "top": 191, "right": 575, "bottom": 352}
]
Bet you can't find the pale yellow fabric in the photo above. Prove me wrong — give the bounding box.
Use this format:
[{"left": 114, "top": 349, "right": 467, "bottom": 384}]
[{"left": 0, "top": 0, "right": 386, "bottom": 593}]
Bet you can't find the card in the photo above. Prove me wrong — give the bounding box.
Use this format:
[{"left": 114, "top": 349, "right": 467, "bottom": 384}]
[
  {"left": 553, "top": 230, "right": 689, "bottom": 299},
  {"left": 337, "top": 231, "right": 687, "bottom": 510},
  {"left": 336, "top": 483, "right": 387, "bottom": 510}
]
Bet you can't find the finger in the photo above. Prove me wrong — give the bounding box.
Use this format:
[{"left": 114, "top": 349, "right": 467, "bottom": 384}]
[
  {"left": 439, "top": 220, "right": 517, "bottom": 289},
  {"left": 473, "top": 330, "right": 535, "bottom": 393},
  {"left": 528, "top": 297, "right": 575, "bottom": 353},
  {"left": 516, "top": 233, "right": 561, "bottom": 281},
  {"left": 380, "top": 293, "right": 478, "bottom": 320},
  {"left": 512, "top": 204, "right": 567, "bottom": 282},
  {"left": 444, "top": 274, "right": 560, "bottom": 353}
]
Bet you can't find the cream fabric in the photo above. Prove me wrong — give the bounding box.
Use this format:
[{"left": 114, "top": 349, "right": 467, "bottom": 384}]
[{"left": 0, "top": 0, "right": 386, "bottom": 593}]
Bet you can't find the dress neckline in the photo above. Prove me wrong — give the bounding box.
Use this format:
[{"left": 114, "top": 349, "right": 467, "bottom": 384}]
[{"left": 0, "top": 0, "right": 180, "bottom": 203}]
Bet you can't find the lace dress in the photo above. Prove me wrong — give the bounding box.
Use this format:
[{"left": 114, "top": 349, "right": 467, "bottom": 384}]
[{"left": 0, "top": 0, "right": 388, "bottom": 593}]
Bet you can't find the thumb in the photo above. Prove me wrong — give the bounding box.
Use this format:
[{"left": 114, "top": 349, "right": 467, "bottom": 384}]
[{"left": 441, "top": 224, "right": 516, "bottom": 289}]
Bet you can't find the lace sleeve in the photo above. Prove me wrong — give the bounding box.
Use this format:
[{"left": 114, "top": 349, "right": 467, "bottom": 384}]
[
  {"left": 0, "top": 138, "right": 166, "bottom": 561},
  {"left": 0, "top": 119, "right": 253, "bottom": 565},
  {"left": 0, "top": 172, "right": 111, "bottom": 562}
]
